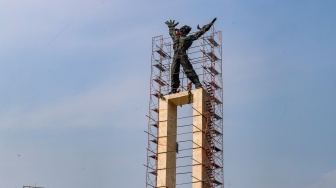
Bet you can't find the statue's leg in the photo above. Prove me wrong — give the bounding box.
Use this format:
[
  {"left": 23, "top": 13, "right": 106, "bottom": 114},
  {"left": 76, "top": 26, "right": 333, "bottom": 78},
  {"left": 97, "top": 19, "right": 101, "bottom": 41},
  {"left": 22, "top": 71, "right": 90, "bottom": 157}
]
[
  {"left": 181, "top": 55, "right": 202, "bottom": 88},
  {"left": 170, "top": 56, "right": 180, "bottom": 94}
]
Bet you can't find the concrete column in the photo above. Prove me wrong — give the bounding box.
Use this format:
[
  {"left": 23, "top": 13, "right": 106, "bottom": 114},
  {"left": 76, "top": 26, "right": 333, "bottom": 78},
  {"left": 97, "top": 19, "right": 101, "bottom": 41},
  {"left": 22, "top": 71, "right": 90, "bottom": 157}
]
[
  {"left": 157, "top": 98, "right": 177, "bottom": 188},
  {"left": 192, "top": 88, "right": 209, "bottom": 188}
]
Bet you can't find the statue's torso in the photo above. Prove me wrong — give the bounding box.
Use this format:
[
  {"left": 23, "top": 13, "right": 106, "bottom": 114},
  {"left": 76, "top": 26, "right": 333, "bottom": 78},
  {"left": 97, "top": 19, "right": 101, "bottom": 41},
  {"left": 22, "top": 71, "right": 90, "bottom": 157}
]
[{"left": 173, "top": 35, "right": 193, "bottom": 55}]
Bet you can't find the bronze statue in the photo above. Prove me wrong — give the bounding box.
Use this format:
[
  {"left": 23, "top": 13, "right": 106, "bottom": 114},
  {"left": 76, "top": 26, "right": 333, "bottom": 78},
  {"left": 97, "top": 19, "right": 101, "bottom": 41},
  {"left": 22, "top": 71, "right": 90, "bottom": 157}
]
[{"left": 165, "top": 18, "right": 217, "bottom": 94}]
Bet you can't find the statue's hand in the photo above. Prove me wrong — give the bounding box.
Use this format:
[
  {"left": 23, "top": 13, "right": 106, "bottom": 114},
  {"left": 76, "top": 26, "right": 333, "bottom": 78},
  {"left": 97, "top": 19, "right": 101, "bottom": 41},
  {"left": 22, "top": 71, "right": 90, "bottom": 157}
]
[
  {"left": 211, "top": 17, "right": 217, "bottom": 24},
  {"left": 165, "top": 20, "right": 179, "bottom": 28},
  {"left": 197, "top": 17, "right": 217, "bottom": 30}
]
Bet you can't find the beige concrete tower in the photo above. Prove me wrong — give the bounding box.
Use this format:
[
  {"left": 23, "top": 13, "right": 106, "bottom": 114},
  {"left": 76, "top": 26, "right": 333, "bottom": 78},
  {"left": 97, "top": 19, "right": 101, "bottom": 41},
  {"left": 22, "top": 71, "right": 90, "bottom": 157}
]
[{"left": 156, "top": 88, "right": 209, "bottom": 188}]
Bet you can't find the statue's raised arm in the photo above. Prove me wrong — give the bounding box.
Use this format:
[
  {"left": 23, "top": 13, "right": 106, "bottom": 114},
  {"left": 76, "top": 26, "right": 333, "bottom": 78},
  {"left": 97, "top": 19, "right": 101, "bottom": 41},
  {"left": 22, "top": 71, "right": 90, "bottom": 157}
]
[
  {"left": 165, "top": 20, "right": 179, "bottom": 40},
  {"left": 194, "top": 18, "right": 217, "bottom": 40}
]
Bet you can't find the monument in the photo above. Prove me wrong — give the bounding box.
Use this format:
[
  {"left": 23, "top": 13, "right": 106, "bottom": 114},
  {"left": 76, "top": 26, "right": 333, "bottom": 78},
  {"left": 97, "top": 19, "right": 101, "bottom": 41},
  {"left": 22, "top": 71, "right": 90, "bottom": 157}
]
[{"left": 165, "top": 18, "right": 217, "bottom": 94}]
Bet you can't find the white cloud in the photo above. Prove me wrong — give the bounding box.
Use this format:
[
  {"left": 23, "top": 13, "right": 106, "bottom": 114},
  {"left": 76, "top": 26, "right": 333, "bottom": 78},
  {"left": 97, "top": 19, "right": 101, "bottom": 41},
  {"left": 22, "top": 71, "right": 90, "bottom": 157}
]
[
  {"left": 308, "top": 170, "right": 336, "bottom": 188},
  {"left": 0, "top": 0, "right": 157, "bottom": 132},
  {"left": 0, "top": 74, "right": 148, "bottom": 129},
  {"left": 0, "top": 0, "right": 157, "bottom": 52}
]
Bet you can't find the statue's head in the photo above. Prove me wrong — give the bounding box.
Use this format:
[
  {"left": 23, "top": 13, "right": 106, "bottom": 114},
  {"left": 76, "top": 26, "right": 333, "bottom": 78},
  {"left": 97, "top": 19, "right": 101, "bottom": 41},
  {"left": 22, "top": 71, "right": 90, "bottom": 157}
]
[{"left": 179, "top": 25, "right": 191, "bottom": 36}]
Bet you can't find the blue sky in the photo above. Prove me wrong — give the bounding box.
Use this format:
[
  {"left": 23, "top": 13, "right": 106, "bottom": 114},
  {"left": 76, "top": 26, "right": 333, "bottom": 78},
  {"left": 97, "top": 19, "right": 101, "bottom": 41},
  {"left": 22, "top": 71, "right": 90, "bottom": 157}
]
[{"left": 1, "top": 0, "right": 336, "bottom": 188}]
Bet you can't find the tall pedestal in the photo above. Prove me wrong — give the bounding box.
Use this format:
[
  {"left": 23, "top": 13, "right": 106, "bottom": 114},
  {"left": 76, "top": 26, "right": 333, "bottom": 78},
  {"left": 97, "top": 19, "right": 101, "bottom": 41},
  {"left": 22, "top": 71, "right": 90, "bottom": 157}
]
[{"left": 156, "top": 88, "right": 209, "bottom": 188}]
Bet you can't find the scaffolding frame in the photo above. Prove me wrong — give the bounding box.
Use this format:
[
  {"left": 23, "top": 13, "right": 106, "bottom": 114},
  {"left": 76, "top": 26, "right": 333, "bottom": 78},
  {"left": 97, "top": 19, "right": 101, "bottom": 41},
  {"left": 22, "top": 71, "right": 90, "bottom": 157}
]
[{"left": 146, "top": 26, "right": 223, "bottom": 188}]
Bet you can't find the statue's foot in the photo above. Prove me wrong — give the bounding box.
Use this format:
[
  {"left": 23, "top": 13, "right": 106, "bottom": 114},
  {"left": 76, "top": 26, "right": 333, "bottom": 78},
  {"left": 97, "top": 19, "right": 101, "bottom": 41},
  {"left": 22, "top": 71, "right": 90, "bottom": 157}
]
[
  {"left": 168, "top": 89, "right": 177, "bottom": 94},
  {"left": 195, "top": 83, "right": 202, "bottom": 89}
]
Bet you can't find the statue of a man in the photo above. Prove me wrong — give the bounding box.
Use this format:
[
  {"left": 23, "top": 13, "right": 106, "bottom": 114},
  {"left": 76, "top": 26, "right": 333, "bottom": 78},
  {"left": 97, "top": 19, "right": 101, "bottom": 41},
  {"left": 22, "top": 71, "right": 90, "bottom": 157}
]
[{"left": 165, "top": 18, "right": 217, "bottom": 94}]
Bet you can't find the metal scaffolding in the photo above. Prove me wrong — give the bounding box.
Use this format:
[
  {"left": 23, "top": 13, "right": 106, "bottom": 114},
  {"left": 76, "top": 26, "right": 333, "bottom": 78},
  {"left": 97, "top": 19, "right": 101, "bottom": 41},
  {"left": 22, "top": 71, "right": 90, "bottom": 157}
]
[{"left": 145, "top": 26, "right": 223, "bottom": 188}]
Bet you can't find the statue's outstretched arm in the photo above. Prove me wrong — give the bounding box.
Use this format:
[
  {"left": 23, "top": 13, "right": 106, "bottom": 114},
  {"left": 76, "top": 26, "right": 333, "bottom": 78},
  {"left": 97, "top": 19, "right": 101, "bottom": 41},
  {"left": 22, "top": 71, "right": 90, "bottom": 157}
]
[
  {"left": 194, "top": 18, "right": 217, "bottom": 40},
  {"left": 165, "top": 20, "right": 179, "bottom": 40}
]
